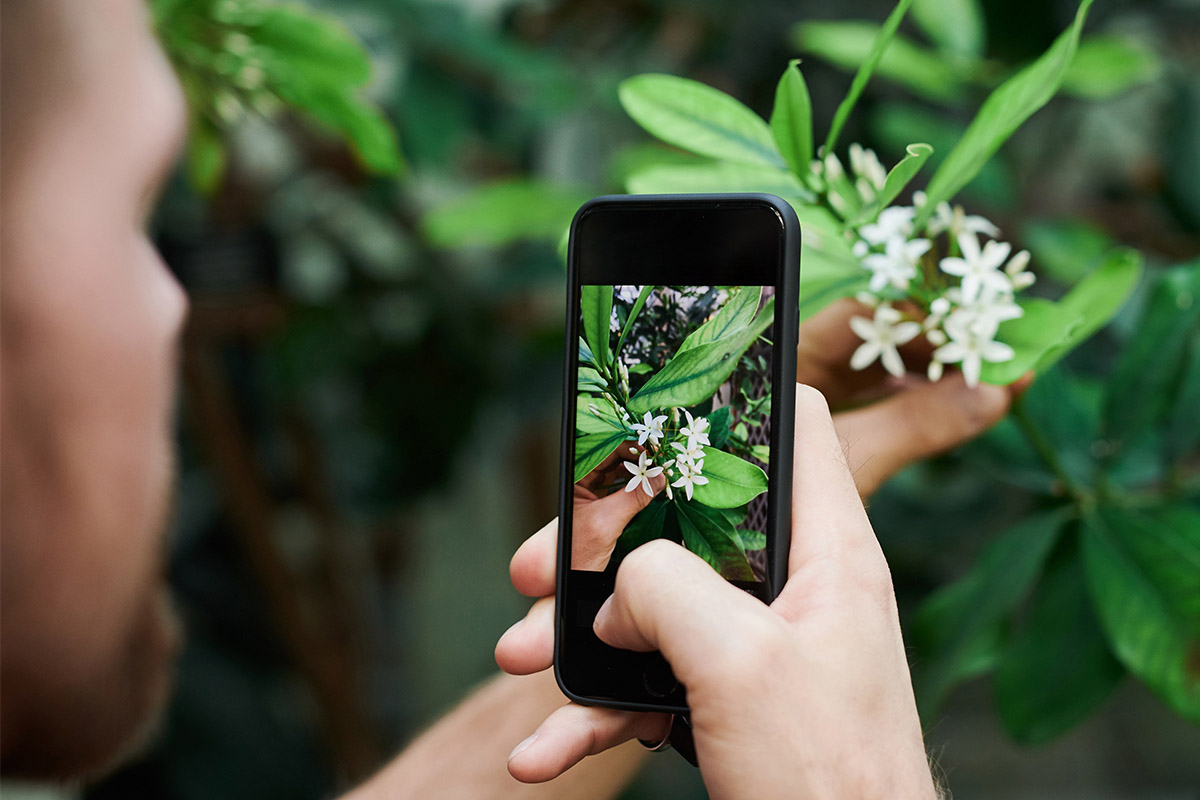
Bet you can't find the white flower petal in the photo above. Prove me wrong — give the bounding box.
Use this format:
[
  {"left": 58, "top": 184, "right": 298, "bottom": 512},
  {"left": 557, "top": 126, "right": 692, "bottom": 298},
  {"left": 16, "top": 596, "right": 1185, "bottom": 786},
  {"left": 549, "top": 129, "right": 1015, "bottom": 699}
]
[
  {"left": 850, "top": 341, "right": 882, "bottom": 371},
  {"left": 849, "top": 315, "right": 878, "bottom": 340},
  {"left": 881, "top": 345, "right": 906, "bottom": 377},
  {"left": 892, "top": 321, "right": 921, "bottom": 345},
  {"left": 962, "top": 355, "right": 982, "bottom": 388},
  {"left": 625, "top": 475, "right": 641, "bottom": 493}
]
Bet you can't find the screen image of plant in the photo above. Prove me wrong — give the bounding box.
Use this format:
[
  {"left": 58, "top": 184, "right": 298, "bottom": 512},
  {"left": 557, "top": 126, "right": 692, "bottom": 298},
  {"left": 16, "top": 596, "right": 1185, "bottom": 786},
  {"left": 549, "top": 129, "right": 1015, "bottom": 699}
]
[{"left": 574, "top": 285, "right": 775, "bottom": 581}]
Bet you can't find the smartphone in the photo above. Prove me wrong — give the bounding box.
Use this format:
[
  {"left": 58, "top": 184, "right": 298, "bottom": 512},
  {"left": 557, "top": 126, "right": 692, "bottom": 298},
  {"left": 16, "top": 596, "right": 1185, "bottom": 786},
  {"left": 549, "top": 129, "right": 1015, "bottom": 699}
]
[{"left": 555, "top": 194, "right": 800, "bottom": 713}]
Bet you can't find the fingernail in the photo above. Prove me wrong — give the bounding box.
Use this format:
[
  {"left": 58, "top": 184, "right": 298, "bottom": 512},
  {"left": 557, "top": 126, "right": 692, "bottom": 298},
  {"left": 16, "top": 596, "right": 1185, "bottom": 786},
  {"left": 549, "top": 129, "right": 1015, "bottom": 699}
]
[
  {"left": 593, "top": 595, "right": 615, "bottom": 633},
  {"left": 508, "top": 733, "right": 537, "bottom": 762}
]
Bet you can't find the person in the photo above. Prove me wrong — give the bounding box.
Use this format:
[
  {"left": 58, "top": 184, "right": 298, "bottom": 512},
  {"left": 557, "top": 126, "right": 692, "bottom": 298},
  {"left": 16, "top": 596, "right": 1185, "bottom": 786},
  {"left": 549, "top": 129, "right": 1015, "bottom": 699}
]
[{"left": 0, "top": 0, "right": 1028, "bottom": 795}]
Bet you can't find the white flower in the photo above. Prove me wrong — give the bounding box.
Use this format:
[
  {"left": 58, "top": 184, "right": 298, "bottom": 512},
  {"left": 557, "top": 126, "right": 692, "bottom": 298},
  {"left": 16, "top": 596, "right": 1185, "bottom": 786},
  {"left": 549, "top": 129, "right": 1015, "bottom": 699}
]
[
  {"left": 670, "top": 439, "right": 705, "bottom": 465},
  {"left": 671, "top": 458, "right": 709, "bottom": 501},
  {"left": 623, "top": 451, "right": 664, "bottom": 497},
  {"left": 849, "top": 305, "right": 922, "bottom": 377},
  {"left": 615, "top": 285, "right": 641, "bottom": 303},
  {"left": 680, "top": 410, "right": 711, "bottom": 448},
  {"left": 1005, "top": 249, "right": 1036, "bottom": 290},
  {"left": 630, "top": 410, "right": 667, "bottom": 446},
  {"left": 915, "top": 191, "right": 1000, "bottom": 239},
  {"left": 824, "top": 152, "right": 845, "bottom": 182},
  {"left": 849, "top": 143, "right": 887, "bottom": 191},
  {"left": 939, "top": 231, "right": 1013, "bottom": 303},
  {"left": 947, "top": 287, "right": 1024, "bottom": 339},
  {"left": 863, "top": 235, "right": 931, "bottom": 293},
  {"left": 933, "top": 313, "right": 1016, "bottom": 388},
  {"left": 859, "top": 206, "right": 916, "bottom": 246}
]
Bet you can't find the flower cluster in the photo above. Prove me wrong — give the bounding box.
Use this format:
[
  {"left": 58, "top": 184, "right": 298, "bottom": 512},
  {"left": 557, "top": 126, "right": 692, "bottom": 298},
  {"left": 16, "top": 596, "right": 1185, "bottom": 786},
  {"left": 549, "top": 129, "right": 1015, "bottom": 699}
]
[
  {"left": 812, "top": 146, "right": 1037, "bottom": 388},
  {"left": 616, "top": 409, "right": 712, "bottom": 500}
]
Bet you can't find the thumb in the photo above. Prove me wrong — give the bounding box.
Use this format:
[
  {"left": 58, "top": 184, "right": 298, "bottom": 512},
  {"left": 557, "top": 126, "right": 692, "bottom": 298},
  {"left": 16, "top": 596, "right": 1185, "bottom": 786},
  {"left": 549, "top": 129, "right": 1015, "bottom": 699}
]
[
  {"left": 833, "top": 371, "right": 1026, "bottom": 499},
  {"left": 588, "top": 470, "right": 665, "bottom": 533}
]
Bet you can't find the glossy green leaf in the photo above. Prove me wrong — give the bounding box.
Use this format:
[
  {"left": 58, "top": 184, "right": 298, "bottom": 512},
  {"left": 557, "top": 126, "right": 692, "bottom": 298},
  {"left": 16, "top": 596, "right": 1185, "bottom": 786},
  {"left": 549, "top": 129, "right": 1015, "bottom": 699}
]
[
  {"left": 574, "top": 430, "right": 628, "bottom": 484},
  {"left": 616, "top": 495, "right": 673, "bottom": 555},
  {"left": 770, "top": 60, "right": 814, "bottom": 177},
  {"left": 274, "top": 81, "right": 404, "bottom": 175},
  {"left": 1165, "top": 330, "right": 1200, "bottom": 464},
  {"left": 916, "top": 0, "right": 1094, "bottom": 225},
  {"left": 707, "top": 406, "right": 732, "bottom": 449},
  {"left": 981, "top": 248, "right": 1142, "bottom": 385},
  {"left": 676, "top": 499, "right": 755, "bottom": 580},
  {"left": 732, "top": 528, "right": 767, "bottom": 551},
  {"left": 678, "top": 287, "right": 763, "bottom": 354},
  {"left": 581, "top": 285, "right": 613, "bottom": 373},
  {"left": 1104, "top": 261, "right": 1200, "bottom": 450},
  {"left": 690, "top": 447, "right": 768, "bottom": 509},
  {"left": 576, "top": 397, "right": 623, "bottom": 435},
  {"left": 625, "top": 162, "right": 812, "bottom": 203},
  {"left": 795, "top": 18, "right": 960, "bottom": 112},
  {"left": 1084, "top": 506, "right": 1200, "bottom": 723},
  {"left": 847, "top": 143, "right": 934, "bottom": 226},
  {"left": 1062, "top": 35, "right": 1163, "bottom": 99},
  {"left": 912, "top": 509, "right": 1070, "bottom": 718},
  {"left": 911, "top": 0, "right": 985, "bottom": 60},
  {"left": 618, "top": 74, "right": 785, "bottom": 168},
  {"left": 628, "top": 298, "right": 773, "bottom": 414},
  {"left": 994, "top": 548, "right": 1125, "bottom": 745},
  {"left": 423, "top": 180, "right": 591, "bottom": 248}
]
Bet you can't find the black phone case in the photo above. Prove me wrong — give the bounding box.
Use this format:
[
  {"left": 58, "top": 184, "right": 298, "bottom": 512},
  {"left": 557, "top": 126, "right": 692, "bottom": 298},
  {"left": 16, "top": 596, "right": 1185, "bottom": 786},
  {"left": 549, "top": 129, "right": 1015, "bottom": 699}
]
[{"left": 555, "top": 193, "right": 801, "bottom": 714}]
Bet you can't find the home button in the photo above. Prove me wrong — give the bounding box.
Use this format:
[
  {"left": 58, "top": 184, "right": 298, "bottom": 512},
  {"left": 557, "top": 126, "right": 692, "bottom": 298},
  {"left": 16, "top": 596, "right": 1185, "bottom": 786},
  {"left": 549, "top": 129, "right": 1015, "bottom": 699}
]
[{"left": 642, "top": 657, "right": 679, "bottom": 698}]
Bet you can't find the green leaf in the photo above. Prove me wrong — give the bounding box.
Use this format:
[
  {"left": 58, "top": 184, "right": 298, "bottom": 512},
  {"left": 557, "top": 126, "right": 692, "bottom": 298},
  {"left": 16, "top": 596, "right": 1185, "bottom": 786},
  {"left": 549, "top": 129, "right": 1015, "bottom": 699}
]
[
  {"left": 1165, "top": 329, "right": 1200, "bottom": 465},
  {"left": 994, "top": 547, "right": 1125, "bottom": 745},
  {"left": 1022, "top": 218, "right": 1115, "bottom": 285},
  {"left": 628, "top": 298, "right": 774, "bottom": 413},
  {"left": 1104, "top": 261, "right": 1200, "bottom": 451},
  {"left": 1062, "top": 34, "right": 1163, "bottom": 99},
  {"left": 581, "top": 285, "right": 613, "bottom": 373},
  {"left": 690, "top": 447, "right": 768, "bottom": 509},
  {"left": 678, "top": 287, "right": 763, "bottom": 354},
  {"left": 915, "top": 0, "right": 1094, "bottom": 226},
  {"left": 911, "top": 0, "right": 985, "bottom": 60},
  {"left": 186, "top": 121, "right": 227, "bottom": 195},
  {"left": 625, "top": 162, "right": 813, "bottom": 203},
  {"left": 252, "top": 5, "right": 372, "bottom": 87},
  {"left": 675, "top": 499, "right": 755, "bottom": 580},
  {"left": 770, "top": 60, "right": 814, "bottom": 177},
  {"left": 618, "top": 74, "right": 785, "bottom": 168},
  {"left": 912, "top": 509, "right": 1070, "bottom": 719},
  {"left": 821, "top": 0, "right": 919, "bottom": 153},
  {"left": 274, "top": 81, "right": 404, "bottom": 175},
  {"left": 731, "top": 528, "right": 767, "bottom": 551},
  {"left": 847, "top": 143, "right": 934, "bottom": 226},
  {"left": 615, "top": 495, "right": 673, "bottom": 555},
  {"left": 614, "top": 285, "right": 654, "bottom": 361},
  {"left": 423, "top": 180, "right": 592, "bottom": 248},
  {"left": 576, "top": 397, "right": 623, "bottom": 435},
  {"left": 574, "top": 430, "right": 628, "bottom": 484},
  {"left": 1084, "top": 506, "right": 1200, "bottom": 723},
  {"left": 796, "top": 21, "right": 960, "bottom": 105},
  {"left": 981, "top": 248, "right": 1142, "bottom": 385}
]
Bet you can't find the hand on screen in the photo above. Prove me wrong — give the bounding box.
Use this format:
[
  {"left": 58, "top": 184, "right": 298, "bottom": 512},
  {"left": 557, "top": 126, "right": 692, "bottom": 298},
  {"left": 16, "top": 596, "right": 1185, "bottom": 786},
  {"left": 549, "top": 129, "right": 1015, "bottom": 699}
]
[
  {"left": 497, "top": 388, "right": 938, "bottom": 798},
  {"left": 571, "top": 446, "right": 665, "bottom": 571}
]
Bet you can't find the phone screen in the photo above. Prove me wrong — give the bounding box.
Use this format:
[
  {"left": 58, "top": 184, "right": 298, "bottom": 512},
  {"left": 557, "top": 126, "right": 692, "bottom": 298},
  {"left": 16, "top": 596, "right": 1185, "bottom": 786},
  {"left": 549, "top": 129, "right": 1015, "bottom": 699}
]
[
  {"left": 571, "top": 283, "right": 775, "bottom": 591},
  {"left": 557, "top": 196, "right": 798, "bottom": 711}
]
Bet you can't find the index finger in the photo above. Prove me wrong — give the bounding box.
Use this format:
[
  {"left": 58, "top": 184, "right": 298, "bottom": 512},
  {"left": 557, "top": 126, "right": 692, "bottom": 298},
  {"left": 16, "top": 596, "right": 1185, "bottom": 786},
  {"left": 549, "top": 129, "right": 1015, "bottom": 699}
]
[{"left": 787, "top": 384, "right": 876, "bottom": 575}]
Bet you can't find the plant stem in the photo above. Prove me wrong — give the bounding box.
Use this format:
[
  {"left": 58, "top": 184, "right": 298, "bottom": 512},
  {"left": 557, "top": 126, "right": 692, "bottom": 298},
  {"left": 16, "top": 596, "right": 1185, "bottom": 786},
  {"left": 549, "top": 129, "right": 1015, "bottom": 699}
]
[{"left": 1011, "top": 394, "right": 1088, "bottom": 505}]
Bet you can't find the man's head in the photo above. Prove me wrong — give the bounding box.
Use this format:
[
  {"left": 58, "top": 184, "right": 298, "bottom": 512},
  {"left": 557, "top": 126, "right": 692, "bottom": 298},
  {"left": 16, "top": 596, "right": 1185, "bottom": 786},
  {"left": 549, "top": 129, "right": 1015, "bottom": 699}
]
[{"left": 1, "top": 0, "right": 188, "bottom": 779}]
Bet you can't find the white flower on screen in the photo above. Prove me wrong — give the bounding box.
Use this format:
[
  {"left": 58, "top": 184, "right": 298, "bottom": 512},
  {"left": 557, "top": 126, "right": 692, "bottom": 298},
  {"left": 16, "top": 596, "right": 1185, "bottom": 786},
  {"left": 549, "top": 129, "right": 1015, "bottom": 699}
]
[
  {"left": 630, "top": 410, "right": 667, "bottom": 446},
  {"left": 670, "top": 439, "right": 705, "bottom": 464},
  {"left": 849, "top": 304, "right": 922, "bottom": 378},
  {"left": 671, "top": 458, "right": 709, "bottom": 501},
  {"left": 939, "top": 231, "right": 1013, "bottom": 303},
  {"left": 863, "top": 235, "right": 931, "bottom": 293},
  {"left": 915, "top": 191, "right": 1000, "bottom": 240},
  {"left": 858, "top": 205, "right": 916, "bottom": 247},
  {"left": 623, "top": 451, "right": 664, "bottom": 497},
  {"left": 615, "top": 285, "right": 641, "bottom": 304},
  {"left": 932, "top": 312, "right": 1016, "bottom": 388},
  {"left": 680, "top": 410, "right": 711, "bottom": 448},
  {"left": 1005, "top": 249, "right": 1036, "bottom": 290}
]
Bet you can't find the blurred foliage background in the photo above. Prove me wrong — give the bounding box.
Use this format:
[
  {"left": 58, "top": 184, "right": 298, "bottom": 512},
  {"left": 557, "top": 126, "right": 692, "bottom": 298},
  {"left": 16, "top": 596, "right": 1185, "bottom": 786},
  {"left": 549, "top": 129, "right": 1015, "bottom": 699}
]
[{"left": 74, "top": 0, "right": 1200, "bottom": 797}]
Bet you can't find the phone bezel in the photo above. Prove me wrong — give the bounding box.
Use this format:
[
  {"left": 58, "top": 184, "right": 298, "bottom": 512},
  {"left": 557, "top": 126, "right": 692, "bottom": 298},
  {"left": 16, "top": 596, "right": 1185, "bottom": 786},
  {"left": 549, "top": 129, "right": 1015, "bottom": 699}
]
[{"left": 555, "top": 193, "right": 800, "bottom": 714}]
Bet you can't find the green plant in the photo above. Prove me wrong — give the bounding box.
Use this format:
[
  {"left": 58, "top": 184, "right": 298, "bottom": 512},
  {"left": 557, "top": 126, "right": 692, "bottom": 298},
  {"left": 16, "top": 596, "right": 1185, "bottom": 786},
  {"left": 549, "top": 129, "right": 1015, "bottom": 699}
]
[{"left": 152, "top": 0, "right": 404, "bottom": 193}]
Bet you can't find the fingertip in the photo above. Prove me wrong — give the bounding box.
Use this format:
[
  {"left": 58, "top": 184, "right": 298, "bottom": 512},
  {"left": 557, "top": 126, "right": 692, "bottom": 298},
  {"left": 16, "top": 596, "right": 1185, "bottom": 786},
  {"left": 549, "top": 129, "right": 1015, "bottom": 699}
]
[{"left": 1009, "top": 370, "right": 1036, "bottom": 397}]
